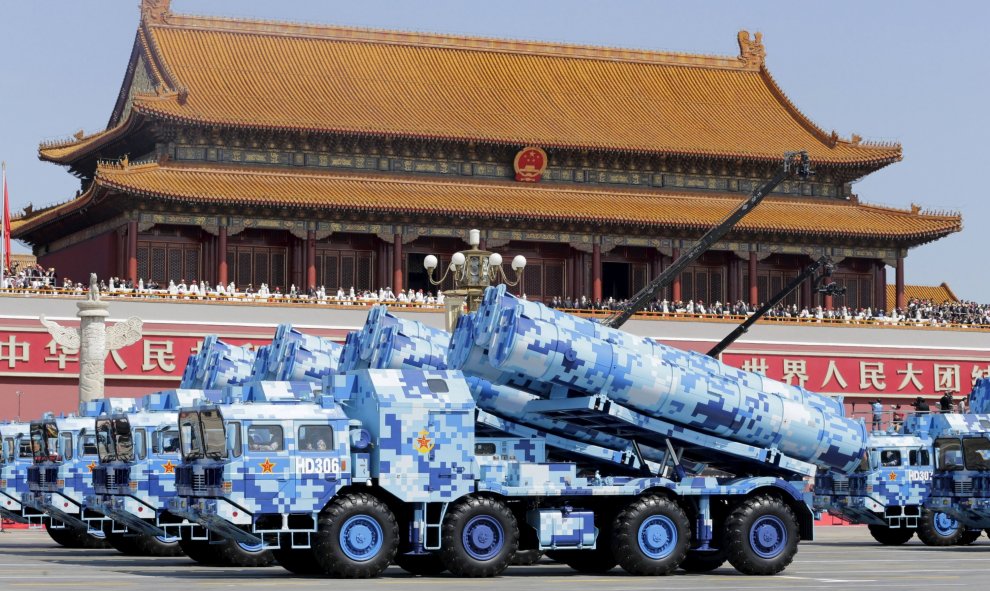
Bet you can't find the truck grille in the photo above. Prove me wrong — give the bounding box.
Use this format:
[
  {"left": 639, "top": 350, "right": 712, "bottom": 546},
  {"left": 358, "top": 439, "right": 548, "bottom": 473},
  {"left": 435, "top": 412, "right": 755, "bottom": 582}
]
[
  {"left": 832, "top": 476, "right": 849, "bottom": 494},
  {"left": 176, "top": 464, "right": 223, "bottom": 496},
  {"left": 27, "top": 466, "right": 59, "bottom": 491},
  {"left": 954, "top": 481, "right": 974, "bottom": 495},
  {"left": 93, "top": 466, "right": 131, "bottom": 494}
]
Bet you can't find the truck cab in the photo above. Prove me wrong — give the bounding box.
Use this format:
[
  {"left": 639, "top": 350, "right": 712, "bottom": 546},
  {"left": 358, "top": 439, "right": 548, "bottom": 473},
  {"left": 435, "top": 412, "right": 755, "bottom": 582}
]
[
  {"left": 85, "top": 391, "right": 211, "bottom": 556},
  {"left": 928, "top": 416, "right": 990, "bottom": 529},
  {"left": 0, "top": 421, "right": 31, "bottom": 523},
  {"left": 814, "top": 432, "right": 975, "bottom": 545}
]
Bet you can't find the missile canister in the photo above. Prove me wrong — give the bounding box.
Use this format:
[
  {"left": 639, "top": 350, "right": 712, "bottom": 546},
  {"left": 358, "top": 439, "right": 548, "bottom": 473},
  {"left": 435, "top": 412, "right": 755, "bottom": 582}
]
[{"left": 486, "top": 304, "right": 865, "bottom": 473}]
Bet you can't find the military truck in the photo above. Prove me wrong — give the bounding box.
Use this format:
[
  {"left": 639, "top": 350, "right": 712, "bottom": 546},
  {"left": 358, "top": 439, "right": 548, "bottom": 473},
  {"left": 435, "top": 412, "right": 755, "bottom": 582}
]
[
  {"left": 922, "top": 412, "right": 990, "bottom": 534},
  {"left": 167, "top": 292, "right": 866, "bottom": 578},
  {"left": 815, "top": 430, "right": 979, "bottom": 545},
  {"left": 0, "top": 421, "right": 31, "bottom": 524}
]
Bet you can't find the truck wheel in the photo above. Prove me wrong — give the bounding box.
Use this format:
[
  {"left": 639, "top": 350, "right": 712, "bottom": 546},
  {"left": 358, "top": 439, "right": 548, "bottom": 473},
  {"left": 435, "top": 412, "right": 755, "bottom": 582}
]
[
  {"left": 104, "top": 531, "right": 145, "bottom": 555},
  {"left": 137, "top": 534, "right": 185, "bottom": 557},
  {"left": 178, "top": 535, "right": 223, "bottom": 565},
  {"left": 724, "top": 495, "right": 799, "bottom": 575},
  {"left": 273, "top": 547, "right": 322, "bottom": 575},
  {"left": 957, "top": 530, "right": 982, "bottom": 545},
  {"left": 611, "top": 495, "right": 689, "bottom": 576},
  {"left": 313, "top": 492, "right": 398, "bottom": 577},
  {"left": 917, "top": 510, "right": 964, "bottom": 546},
  {"left": 78, "top": 529, "right": 112, "bottom": 550},
  {"left": 394, "top": 552, "right": 447, "bottom": 575},
  {"left": 440, "top": 496, "right": 518, "bottom": 577},
  {"left": 216, "top": 540, "right": 275, "bottom": 567},
  {"left": 867, "top": 525, "right": 914, "bottom": 545},
  {"left": 510, "top": 549, "right": 544, "bottom": 565},
  {"left": 45, "top": 524, "right": 85, "bottom": 548},
  {"left": 680, "top": 549, "right": 727, "bottom": 572},
  {"left": 546, "top": 547, "right": 618, "bottom": 573}
]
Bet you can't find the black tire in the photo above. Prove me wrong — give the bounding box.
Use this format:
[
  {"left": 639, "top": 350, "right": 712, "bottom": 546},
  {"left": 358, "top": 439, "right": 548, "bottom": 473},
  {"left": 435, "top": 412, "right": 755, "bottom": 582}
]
[
  {"left": 216, "top": 539, "right": 276, "bottom": 567},
  {"left": 45, "top": 524, "right": 111, "bottom": 549},
  {"left": 867, "top": 525, "right": 915, "bottom": 546},
  {"left": 394, "top": 552, "right": 448, "bottom": 576},
  {"left": 104, "top": 531, "right": 145, "bottom": 555},
  {"left": 680, "top": 549, "right": 727, "bottom": 573},
  {"left": 312, "top": 492, "right": 398, "bottom": 578},
  {"left": 273, "top": 547, "right": 322, "bottom": 575},
  {"left": 178, "top": 533, "right": 223, "bottom": 565},
  {"left": 45, "top": 524, "right": 85, "bottom": 548},
  {"left": 510, "top": 549, "right": 544, "bottom": 566},
  {"left": 138, "top": 534, "right": 185, "bottom": 557},
  {"left": 611, "top": 495, "right": 690, "bottom": 576},
  {"left": 724, "top": 495, "right": 799, "bottom": 576},
  {"left": 957, "top": 529, "right": 982, "bottom": 545},
  {"left": 917, "top": 510, "right": 963, "bottom": 546},
  {"left": 440, "top": 496, "right": 518, "bottom": 577}
]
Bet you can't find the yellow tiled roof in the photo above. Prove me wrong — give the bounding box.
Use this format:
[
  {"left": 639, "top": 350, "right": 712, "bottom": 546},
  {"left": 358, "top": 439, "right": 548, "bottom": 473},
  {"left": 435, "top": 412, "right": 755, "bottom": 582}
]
[
  {"left": 887, "top": 283, "right": 959, "bottom": 308},
  {"left": 14, "top": 161, "right": 956, "bottom": 243},
  {"left": 42, "top": 7, "right": 902, "bottom": 166}
]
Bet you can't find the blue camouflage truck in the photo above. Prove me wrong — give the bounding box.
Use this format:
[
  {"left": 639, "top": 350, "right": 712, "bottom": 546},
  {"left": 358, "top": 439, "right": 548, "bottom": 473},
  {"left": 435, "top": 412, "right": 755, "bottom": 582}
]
[
  {"left": 922, "top": 411, "right": 990, "bottom": 534},
  {"left": 0, "top": 421, "right": 31, "bottom": 524},
  {"left": 166, "top": 289, "right": 868, "bottom": 578},
  {"left": 814, "top": 429, "right": 979, "bottom": 545},
  {"left": 23, "top": 400, "right": 139, "bottom": 548}
]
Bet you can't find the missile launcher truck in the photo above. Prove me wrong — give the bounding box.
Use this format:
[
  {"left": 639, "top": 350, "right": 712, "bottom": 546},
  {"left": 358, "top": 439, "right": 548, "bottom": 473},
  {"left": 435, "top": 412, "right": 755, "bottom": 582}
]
[
  {"left": 167, "top": 293, "right": 866, "bottom": 578},
  {"left": 0, "top": 421, "right": 30, "bottom": 524},
  {"left": 814, "top": 430, "right": 979, "bottom": 546},
  {"left": 22, "top": 399, "right": 139, "bottom": 548}
]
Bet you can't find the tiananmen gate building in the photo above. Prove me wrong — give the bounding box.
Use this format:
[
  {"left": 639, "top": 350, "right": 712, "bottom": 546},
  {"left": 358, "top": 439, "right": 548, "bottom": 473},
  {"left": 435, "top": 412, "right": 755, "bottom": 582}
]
[{"left": 12, "top": 0, "right": 961, "bottom": 311}]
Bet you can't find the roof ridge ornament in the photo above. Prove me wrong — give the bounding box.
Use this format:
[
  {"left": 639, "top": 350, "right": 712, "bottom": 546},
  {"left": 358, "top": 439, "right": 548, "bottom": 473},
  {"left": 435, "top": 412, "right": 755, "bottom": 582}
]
[
  {"left": 737, "top": 30, "right": 766, "bottom": 69},
  {"left": 141, "top": 0, "right": 170, "bottom": 25}
]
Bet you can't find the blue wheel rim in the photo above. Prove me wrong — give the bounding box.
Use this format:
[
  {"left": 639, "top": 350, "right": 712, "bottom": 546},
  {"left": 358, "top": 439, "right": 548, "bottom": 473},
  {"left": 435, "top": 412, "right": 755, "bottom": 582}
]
[
  {"left": 637, "top": 515, "right": 677, "bottom": 559},
  {"left": 933, "top": 512, "right": 958, "bottom": 536},
  {"left": 339, "top": 515, "right": 384, "bottom": 562},
  {"left": 156, "top": 534, "right": 179, "bottom": 544},
  {"left": 462, "top": 515, "right": 504, "bottom": 561},
  {"left": 749, "top": 515, "right": 787, "bottom": 559},
  {"left": 237, "top": 541, "right": 265, "bottom": 553}
]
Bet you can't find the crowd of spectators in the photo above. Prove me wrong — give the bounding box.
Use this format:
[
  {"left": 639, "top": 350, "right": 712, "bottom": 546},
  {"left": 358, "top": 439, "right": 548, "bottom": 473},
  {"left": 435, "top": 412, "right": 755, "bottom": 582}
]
[
  {"left": 547, "top": 295, "right": 990, "bottom": 328},
  {"left": 3, "top": 267, "right": 989, "bottom": 328},
  {"left": 0, "top": 262, "right": 58, "bottom": 290}
]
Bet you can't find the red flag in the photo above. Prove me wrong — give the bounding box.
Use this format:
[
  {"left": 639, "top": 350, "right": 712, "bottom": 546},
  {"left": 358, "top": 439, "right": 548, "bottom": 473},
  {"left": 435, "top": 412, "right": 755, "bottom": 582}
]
[{"left": 2, "top": 163, "right": 10, "bottom": 270}]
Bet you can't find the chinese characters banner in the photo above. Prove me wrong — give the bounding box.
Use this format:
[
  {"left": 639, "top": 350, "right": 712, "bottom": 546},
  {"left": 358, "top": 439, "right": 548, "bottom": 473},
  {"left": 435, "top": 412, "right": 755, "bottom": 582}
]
[
  {"left": 721, "top": 352, "right": 990, "bottom": 396},
  {"left": 0, "top": 330, "right": 337, "bottom": 380}
]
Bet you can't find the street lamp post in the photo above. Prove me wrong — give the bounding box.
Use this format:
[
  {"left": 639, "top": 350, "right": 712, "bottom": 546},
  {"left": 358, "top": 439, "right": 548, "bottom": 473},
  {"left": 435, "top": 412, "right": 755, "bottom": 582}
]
[
  {"left": 15, "top": 390, "right": 22, "bottom": 422},
  {"left": 424, "top": 229, "right": 526, "bottom": 331}
]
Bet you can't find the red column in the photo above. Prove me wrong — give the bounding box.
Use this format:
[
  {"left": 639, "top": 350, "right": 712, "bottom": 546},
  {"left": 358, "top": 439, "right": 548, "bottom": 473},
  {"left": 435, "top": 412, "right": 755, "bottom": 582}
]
[
  {"left": 876, "top": 261, "right": 887, "bottom": 311},
  {"left": 217, "top": 226, "right": 228, "bottom": 286},
  {"left": 393, "top": 234, "right": 403, "bottom": 294},
  {"left": 592, "top": 242, "right": 602, "bottom": 302},
  {"left": 895, "top": 254, "right": 906, "bottom": 310},
  {"left": 748, "top": 251, "right": 758, "bottom": 306},
  {"left": 672, "top": 247, "right": 682, "bottom": 302},
  {"left": 824, "top": 276, "right": 834, "bottom": 310},
  {"left": 127, "top": 220, "right": 138, "bottom": 285},
  {"left": 306, "top": 230, "right": 316, "bottom": 290}
]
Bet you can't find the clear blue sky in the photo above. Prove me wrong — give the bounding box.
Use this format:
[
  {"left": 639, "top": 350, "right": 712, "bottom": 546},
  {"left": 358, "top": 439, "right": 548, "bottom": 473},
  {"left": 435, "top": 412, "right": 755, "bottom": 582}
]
[{"left": 2, "top": 1, "right": 987, "bottom": 300}]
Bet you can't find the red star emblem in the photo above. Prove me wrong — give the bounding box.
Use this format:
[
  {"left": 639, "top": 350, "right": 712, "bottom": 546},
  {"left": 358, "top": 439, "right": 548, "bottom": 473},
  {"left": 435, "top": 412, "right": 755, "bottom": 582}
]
[
  {"left": 259, "top": 458, "right": 275, "bottom": 474},
  {"left": 87, "top": 461, "right": 97, "bottom": 473},
  {"left": 162, "top": 460, "right": 175, "bottom": 474},
  {"left": 888, "top": 472, "right": 897, "bottom": 481},
  {"left": 414, "top": 429, "right": 434, "bottom": 454}
]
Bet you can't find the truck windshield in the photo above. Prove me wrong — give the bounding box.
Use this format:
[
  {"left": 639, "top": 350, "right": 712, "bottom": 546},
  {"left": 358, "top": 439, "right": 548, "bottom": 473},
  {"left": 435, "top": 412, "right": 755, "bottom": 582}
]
[
  {"left": 935, "top": 438, "right": 964, "bottom": 471},
  {"left": 963, "top": 438, "right": 990, "bottom": 471},
  {"left": 96, "top": 418, "right": 135, "bottom": 464},
  {"left": 179, "top": 409, "right": 227, "bottom": 461},
  {"left": 30, "top": 422, "right": 59, "bottom": 463}
]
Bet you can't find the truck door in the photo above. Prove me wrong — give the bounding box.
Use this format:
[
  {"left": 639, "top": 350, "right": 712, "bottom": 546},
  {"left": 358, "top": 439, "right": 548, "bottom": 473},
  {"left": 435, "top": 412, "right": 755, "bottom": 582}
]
[{"left": 243, "top": 422, "right": 290, "bottom": 511}]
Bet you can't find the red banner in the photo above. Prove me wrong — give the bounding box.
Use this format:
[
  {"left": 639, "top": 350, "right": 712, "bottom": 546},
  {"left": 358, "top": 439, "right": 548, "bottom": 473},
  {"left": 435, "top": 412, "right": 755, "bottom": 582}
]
[{"left": 720, "top": 352, "right": 990, "bottom": 397}]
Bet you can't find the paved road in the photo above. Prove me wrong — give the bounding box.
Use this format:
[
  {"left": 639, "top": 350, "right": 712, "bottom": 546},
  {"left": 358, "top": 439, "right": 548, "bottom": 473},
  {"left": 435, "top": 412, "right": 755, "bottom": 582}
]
[{"left": 0, "top": 527, "right": 985, "bottom": 591}]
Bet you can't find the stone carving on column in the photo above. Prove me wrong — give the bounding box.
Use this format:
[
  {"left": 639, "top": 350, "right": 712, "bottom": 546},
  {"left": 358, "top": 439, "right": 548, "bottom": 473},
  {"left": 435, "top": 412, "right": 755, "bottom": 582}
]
[{"left": 39, "top": 274, "right": 143, "bottom": 404}]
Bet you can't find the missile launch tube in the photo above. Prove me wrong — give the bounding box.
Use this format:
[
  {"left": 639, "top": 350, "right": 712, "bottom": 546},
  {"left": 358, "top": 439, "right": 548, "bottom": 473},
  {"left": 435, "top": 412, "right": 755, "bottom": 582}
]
[{"left": 489, "top": 309, "right": 865, "bottom": 473}]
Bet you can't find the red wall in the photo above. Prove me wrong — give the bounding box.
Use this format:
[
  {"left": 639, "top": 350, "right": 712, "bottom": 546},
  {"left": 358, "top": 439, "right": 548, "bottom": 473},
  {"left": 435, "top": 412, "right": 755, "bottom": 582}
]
[{"left": 39, "top": 230, "right": 118, "bottom": 285}]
